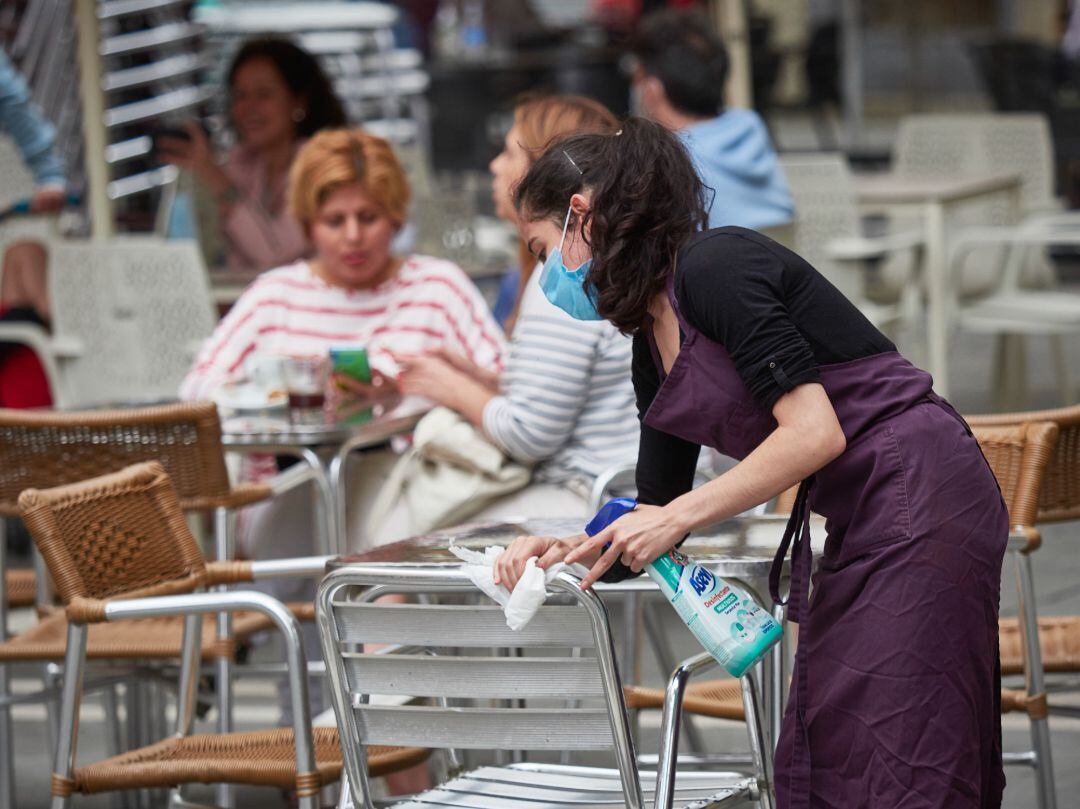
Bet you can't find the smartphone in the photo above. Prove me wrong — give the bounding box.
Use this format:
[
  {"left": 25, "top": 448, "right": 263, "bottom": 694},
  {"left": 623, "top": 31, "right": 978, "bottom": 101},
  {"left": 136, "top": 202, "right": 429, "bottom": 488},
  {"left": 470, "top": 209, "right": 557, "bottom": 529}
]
[{"left": 330, "top": 347, "right": 372, "bottom": 384}]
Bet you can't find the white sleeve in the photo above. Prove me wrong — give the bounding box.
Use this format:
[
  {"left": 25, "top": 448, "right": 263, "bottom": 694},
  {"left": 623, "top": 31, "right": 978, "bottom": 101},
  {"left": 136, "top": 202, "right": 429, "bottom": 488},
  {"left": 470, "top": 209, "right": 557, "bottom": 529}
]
[{"left": 178, "top": 283, "right": 268, "bottom": 401}]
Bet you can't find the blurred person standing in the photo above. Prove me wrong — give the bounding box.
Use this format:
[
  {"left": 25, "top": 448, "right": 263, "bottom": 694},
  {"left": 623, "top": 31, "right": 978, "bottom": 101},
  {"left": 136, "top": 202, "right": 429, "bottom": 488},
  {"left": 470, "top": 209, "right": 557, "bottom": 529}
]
[
  {"left": 0, "top": 49, "right": 67, "bottom": 408},
  {"left": 158, "top": 37, "right": 346, "bottom": 272},
  {"left": 628, "top": 8, "right": 794, "bottom": 231}
]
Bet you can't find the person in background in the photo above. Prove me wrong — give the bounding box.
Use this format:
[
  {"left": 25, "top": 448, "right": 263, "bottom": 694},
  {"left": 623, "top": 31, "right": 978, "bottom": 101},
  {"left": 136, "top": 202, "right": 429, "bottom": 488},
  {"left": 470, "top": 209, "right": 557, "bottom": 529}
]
[
  {"left": 158, "top": 37, "right": 347, "bottom": 272},
  {"left": 628, "top": 7, "right": 794, "bottom": 231},
  {"left": 0, "top": 49, "right": 67, "bottom": 408},
  {"left": 180, "top": 127, "right": 504, "bottom": 400},
  {"left": 491, "top": 94, "right": 620, "bottom": 334},
  {"left": 180, "top": 128, "right": 505, "bottom": 751},
  {"left": 386, "top": 94, "right": 640, "bottom": 541}
]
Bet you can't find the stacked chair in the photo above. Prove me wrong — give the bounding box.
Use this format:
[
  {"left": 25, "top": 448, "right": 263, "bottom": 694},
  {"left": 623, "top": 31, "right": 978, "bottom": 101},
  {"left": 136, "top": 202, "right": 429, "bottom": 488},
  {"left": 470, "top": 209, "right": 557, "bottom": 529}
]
[
  {"left": 17, "top": 461, "right": 427, "bottom": 807},
  {"left": 0, "top": 402, "right": 331, "bottom": 808}
]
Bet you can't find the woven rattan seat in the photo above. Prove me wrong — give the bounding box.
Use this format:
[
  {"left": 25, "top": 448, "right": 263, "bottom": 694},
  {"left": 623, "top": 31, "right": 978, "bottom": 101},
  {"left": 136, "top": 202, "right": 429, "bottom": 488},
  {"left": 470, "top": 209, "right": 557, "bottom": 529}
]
[
  {"left": 1000, "top": 616, "right": 1080, "bottom": 675},
  {"left": 0, "top": 609, "right": 273, "bottom": 662},
  {"left": 623, "top": 680, "right": 745, "bottom": 721},
  {"left": 66, "top": 727, "right": 426, "bottom": 794},
  {"left": 4, "top": 568, "right": 35, "bottom": 608}
]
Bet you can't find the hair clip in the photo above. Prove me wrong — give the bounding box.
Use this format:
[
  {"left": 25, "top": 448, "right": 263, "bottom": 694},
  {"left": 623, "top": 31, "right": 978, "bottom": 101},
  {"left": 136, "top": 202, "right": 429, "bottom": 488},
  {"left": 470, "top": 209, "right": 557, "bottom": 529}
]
[
  {"left": 615, "top": 129, "right": 623, "bottom": 136},
  {"left": 563, "top": 150, "right": 584, "bottom": 175}
]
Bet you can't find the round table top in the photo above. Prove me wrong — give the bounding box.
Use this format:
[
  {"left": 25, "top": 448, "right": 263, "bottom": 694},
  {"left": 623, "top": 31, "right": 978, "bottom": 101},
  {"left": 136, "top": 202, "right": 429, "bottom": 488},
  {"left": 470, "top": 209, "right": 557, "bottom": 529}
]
[
  {"left": 220, "top": 396, "right": 427, "bottom": 451},
  {"left": 328, "top": 513, "right": 827, "bottom": 583}
]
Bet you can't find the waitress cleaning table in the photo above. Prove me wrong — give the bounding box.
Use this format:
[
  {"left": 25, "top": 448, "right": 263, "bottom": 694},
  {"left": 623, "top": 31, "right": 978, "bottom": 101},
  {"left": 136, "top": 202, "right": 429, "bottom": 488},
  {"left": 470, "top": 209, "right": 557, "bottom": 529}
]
[{"left": 494, "top": 118, "right": 1009, "bottom": 808}]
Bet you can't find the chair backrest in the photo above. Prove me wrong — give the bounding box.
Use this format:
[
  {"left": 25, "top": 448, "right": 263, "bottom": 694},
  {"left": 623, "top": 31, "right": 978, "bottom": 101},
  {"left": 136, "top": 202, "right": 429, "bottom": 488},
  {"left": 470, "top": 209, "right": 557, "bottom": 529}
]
[
  {"left": 317, "top": 566, "right": 641, "bottom": 809},
  {"left": 17, "top": 461, "right": 207, "bottom": 606},
  {"left": 777, "top": 153, "right": 864, "bottom": 302},
  {"left": 0, "top": 401, "right": 234, "bottom": 516},
  {"left": 971, "top": 421, "right": 1060, "bottom": 540},
  {"left": 47, "top": 238, "right": 216, "bottom": 409},
  {"left": 969, "top": 406, "right": 1080, "bottom": 523},
  {"left": 894, "top": 113, "right": 1054, "bottom": 212}
]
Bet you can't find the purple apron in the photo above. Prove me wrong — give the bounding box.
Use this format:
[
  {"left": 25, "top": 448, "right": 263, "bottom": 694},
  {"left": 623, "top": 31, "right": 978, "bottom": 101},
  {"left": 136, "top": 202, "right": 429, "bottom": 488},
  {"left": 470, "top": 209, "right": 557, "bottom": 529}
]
[{"left": 643, "top": 284, "right": 1008, "bottom": 808}]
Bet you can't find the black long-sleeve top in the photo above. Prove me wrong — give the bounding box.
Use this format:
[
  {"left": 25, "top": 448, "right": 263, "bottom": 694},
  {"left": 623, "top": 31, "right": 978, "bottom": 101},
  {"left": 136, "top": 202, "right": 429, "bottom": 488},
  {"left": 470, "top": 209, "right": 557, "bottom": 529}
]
[{"left": 602, "top": 227, "right": 894, "bottom": 582}]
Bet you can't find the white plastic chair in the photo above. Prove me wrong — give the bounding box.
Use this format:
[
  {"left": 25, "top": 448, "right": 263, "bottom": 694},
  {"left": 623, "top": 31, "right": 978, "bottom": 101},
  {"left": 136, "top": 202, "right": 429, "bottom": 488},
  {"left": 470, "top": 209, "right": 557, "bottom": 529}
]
[
  {"left": 0, "top": 238, "right": 215, "bottom": 408},
  {"left": 948, "top": 218, "right": 1080, "bottom": 407},
  {"left": 779, "top": 153, "right": 922, "bottom": 337},
  {"left": 318, "top": 565, "right": 769, "bottom": 809}
]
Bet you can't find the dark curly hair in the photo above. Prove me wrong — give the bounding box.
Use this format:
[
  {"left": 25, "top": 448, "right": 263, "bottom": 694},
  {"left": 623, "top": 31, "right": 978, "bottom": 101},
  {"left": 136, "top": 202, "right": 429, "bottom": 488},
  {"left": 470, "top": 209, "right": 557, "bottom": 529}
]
[
  {"left": 514, "top": 116, "right": 708, "bottom": 334},
  {"left": 227, "top": 37, "right": 347, "bottom": 138}
]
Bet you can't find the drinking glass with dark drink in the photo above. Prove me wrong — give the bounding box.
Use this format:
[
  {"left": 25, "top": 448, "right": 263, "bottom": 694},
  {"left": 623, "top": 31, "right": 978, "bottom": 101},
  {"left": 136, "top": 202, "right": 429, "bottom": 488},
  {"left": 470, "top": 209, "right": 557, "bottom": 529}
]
[{"left": 283, "top": 355, "right": 329, "bottom": 425}]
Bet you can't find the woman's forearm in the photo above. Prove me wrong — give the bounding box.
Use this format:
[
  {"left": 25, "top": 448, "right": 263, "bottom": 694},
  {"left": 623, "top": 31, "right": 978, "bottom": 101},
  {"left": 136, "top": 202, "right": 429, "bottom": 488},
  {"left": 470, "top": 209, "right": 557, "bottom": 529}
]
[
  {"left": 442, "top": 375, "right": 496, "bottom": 430},
  {"left": 665, "top": 423, "right": 840, "bottom": 534},
  {"left": 663, "top": 384, "right": 846, "bottom": 535}
]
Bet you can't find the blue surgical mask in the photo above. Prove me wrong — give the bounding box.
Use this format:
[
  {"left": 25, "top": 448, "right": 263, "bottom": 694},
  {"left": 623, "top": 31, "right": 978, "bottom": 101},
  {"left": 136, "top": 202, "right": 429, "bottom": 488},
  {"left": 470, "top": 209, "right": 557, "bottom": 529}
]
[{"left": 538, "top": 206, "right": 602, "bottom": 321}]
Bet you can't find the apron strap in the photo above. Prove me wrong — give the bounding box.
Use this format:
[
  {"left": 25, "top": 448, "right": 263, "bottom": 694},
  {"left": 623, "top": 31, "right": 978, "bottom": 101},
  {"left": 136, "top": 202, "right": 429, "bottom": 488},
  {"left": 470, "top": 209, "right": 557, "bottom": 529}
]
[{"left": 770, "top": 477, "right": 815, "bottom": 808}]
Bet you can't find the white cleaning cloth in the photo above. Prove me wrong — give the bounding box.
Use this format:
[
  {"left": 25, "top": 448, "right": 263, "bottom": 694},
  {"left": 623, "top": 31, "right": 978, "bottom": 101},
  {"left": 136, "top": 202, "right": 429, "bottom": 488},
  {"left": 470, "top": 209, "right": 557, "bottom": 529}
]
[{"left": 449, "top": 542, "right": 589, "bottom": 631}]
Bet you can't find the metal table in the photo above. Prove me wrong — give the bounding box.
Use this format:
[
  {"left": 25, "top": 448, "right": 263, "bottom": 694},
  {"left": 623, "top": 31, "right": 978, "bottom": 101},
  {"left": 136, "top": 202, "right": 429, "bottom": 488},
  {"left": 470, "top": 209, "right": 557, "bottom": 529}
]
[
  {"left": 221, "top": 396, "right": 428, "bottom": 554},
  {"left": 328, "top": 514, "right": 827, "bottom": 751},
  {"left": 852, "top": 171, "right": 1022, "bottom": 397}
]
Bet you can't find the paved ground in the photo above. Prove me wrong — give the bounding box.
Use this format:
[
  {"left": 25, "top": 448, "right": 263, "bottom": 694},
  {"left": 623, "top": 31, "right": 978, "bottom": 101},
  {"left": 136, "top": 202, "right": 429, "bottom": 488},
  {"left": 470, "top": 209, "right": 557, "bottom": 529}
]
[{"left": 6, "top": 289, "right": 1080, "bottom": 807}]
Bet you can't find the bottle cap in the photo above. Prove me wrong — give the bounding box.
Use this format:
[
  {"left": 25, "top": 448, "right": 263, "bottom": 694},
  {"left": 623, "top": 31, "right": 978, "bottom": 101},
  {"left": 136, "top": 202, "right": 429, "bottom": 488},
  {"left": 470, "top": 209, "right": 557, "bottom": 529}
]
[{"left": 585, "top": 497, "right": 637, "bottom": 537}]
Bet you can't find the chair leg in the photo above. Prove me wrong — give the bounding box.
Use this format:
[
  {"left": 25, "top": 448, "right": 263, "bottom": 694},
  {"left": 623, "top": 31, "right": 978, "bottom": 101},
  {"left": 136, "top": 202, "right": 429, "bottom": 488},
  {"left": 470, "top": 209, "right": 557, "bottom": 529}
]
[
  {"left": 1015, "top": 550, "right": 1057, "bottom": 809},
  {"left": 212, "top": 506, "right": 236, "bottom": 809},
  {"left": 0, "top": 520, "right": 14, "bottom": 809},
  {"left": 740, "top": 673, "right": 774, "bottom": 809},
  {"left": 50, "top": 622, "right": 88, "bottom": 809}
]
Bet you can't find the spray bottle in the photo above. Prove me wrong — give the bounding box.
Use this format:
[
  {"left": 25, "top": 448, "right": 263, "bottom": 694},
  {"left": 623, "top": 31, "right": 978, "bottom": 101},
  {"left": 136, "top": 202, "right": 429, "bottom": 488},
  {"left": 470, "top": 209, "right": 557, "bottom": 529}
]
[{"left": 586, "top": 498, "right": 782, "bottom": 678}]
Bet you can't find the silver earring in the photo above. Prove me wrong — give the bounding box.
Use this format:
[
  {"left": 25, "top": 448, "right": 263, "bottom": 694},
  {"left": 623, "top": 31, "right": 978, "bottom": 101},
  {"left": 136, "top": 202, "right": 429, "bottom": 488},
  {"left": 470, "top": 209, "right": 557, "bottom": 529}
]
[{"left": 291, "top": 108, "right": 306, "bottom": 122}]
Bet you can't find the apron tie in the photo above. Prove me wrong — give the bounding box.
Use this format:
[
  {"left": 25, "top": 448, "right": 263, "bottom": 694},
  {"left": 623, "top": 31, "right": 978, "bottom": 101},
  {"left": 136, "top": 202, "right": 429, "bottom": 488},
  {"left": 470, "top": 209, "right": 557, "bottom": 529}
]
[{"left": 770, "top": 477, "right": 815, "bottom": 809}]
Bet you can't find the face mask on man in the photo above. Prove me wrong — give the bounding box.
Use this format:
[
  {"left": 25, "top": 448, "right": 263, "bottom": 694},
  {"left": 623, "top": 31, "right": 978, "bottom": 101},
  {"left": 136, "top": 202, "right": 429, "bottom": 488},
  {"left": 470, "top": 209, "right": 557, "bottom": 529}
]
[{"left": 538, "top": 204, "right": 603, "bottom": 321}]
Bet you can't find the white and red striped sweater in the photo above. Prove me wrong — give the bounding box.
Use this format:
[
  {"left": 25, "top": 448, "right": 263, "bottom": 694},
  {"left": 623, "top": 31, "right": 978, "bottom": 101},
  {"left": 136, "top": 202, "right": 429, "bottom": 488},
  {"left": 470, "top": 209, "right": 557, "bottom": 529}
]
[{"left": 180, "top": 255, "right": 507, "bottom": 401}]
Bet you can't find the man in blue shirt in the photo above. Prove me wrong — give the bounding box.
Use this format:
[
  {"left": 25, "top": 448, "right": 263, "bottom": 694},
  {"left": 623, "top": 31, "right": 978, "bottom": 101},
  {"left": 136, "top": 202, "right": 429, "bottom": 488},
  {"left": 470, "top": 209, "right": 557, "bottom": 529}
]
[{"left": 628, "top": 9, "right": 794, "bottom": 231}]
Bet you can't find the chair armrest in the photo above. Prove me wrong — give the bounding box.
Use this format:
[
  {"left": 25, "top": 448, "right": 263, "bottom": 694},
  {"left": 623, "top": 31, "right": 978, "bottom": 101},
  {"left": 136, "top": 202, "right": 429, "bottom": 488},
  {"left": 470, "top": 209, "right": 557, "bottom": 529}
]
[
  {"left": 266, "top": 461, "right": 324, "bottom": 497},
  {"left": 203, "top": 555, "right": 335, "bottom": 585},
  {"left": 99, "top": 589, "right": 318, "bottom": 780},
  {"left": 826, "top": 230, "right": 924, "bottom": 261},
  {"left": 655, "top": 651, "right": 723, "bottom": 809}
]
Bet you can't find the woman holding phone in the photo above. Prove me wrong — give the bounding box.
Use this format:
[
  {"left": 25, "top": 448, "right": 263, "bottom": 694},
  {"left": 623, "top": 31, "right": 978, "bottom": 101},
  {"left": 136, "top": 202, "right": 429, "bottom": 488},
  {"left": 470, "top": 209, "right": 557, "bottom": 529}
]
[
  {"left": 494, "top": 118, "right": 1008, "bottom": 809},
  {"left": 158, "top": 37, "right": 345, "bottom": 272}
]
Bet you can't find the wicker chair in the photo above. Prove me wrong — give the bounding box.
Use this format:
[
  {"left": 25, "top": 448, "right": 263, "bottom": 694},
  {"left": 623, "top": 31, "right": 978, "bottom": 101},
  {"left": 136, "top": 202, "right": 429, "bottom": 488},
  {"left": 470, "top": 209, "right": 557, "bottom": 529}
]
[
  {"left": 20, "top": 462, "right": 427, "bottom": 808},
  {"left": 0, "top": 402, "right": 330, "bottom": 809},
  {"left": 971, "top": 405, "right": 1080, "bottom": 718}
]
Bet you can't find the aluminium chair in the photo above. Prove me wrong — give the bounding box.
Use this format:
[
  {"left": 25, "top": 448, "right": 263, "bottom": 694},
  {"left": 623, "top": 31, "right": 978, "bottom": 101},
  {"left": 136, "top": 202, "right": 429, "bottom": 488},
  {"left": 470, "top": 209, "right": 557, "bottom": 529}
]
[
  {"left": 318, "top": 564, "right": 769, "bottom": 809},
  {"left": 0, "top": 402, "right": 332, "bottom": 808},
  {"left": 20, "top": 461, "right": 427, "bottom": 808}
]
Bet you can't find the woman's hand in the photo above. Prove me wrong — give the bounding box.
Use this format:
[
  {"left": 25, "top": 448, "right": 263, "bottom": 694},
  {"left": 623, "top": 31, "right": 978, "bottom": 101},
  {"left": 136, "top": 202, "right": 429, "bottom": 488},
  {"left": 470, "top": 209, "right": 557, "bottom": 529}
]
[
  {"left": 493, "top": 533, "right": 591, "bottom": 590},
  {"left": 394, "top": 353, "right": 468, "bottom": 406},
  {"left": 329, "top": 370, "right": 397, "bottom": 407},
  {"left": 428, "top": 348, "right": 500, "bottom": 391},
  {"left": 565, "top": 503, "right": 687, "bottom": 590},
  {"left": 157, "top": 121, "right": 232, "bottom": 197}
]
